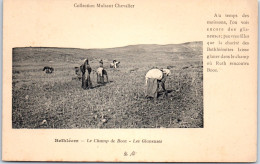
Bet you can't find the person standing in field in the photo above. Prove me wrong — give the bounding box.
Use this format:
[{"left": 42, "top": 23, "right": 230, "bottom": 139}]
[
  {"left": 97, "top": 59, "right": 105, "bottom": 84},
  {"left": 80, "top": 58, "right": 92, "bottom": 89}
]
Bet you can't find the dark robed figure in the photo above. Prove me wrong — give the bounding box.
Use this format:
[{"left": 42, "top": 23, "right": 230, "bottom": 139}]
[{"left": 80, "top": 59, "right": 92, "bottom": 89}]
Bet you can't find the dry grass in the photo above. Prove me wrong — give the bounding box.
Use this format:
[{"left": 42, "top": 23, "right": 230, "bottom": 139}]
[{"left": 12, "top": 44, "right": 203, "bottom": 129}]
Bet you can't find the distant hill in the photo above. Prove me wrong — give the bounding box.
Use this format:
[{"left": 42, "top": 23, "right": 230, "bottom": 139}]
[{"left": 13, "top": 41, "right": 202, "bottom": 64}]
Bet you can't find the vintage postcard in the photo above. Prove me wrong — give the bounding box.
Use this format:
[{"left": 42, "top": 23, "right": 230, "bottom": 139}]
[{"left": 2, "top": 0, "right": 258, "bottom": 162}]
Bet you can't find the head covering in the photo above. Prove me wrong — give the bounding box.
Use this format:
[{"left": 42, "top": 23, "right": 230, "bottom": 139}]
[
  {"left": 162, "top": 69, "right": 171, "bottom": 76},
  {"left": 84, "top": 58, "right": 89, "bottom": 66}
]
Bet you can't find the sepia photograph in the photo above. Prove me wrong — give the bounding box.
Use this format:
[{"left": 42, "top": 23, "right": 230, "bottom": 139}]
[
  {"left": 3, "top": 0, "right": 257, "bottom": 162},
  {"left": 12, "top": 42, "right": 203, "bottom": 129}
]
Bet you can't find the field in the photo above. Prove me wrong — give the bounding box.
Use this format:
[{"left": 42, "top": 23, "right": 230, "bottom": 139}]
[{"left": 12, "top": 42, "right": 203, "bottom": 128}]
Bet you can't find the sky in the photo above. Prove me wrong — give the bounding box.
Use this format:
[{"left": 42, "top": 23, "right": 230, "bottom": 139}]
[{"left": 4, "top": 0, "right": 204, "bottom": 49}]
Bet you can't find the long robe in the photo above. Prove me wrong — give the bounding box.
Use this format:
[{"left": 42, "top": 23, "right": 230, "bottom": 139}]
[
  {"left": 146, "top": 78, "right": 158, "bottom": 98},
  {"left": 96, "top": 67, "right": 104, "bottom": 84},
  {"left": 81, "top": 62, "right": 92, "bottom": 89},
  {"left": 145, "top": 69, "right": 168, "bottom": 98}
]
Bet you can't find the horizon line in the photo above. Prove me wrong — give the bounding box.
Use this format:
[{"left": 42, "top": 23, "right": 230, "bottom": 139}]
[{"left": 12, "top": 41, "right": 203, "bottom": 50}]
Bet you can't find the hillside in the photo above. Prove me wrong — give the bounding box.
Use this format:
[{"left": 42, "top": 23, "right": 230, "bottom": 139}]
[
  {"left": 12, "top": 41, "right": 203, "bottom": 129},
  {"left": 12, "top": 41, "right": 203, "bottom": 65}
]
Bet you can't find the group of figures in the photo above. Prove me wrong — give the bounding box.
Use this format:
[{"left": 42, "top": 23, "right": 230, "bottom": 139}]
[
  {"left": 44, "top": 58, "right": 171, "bottom": 99},
  {"left": 79, "top": 58, "right": 171, "bottom": 99},
  {"left": 78, "top": 58, "right": 171, "bottom": 98},
  {"left": 79, "top": 59, "right": 110, "bottom": 90},
  {"left": 73, "top": 59, "right": 120, "bottom": 89}
]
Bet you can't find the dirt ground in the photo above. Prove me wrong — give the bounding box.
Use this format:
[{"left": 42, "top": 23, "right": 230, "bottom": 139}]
[{"left": 12, "top": 42, "right": 203, "bottom": 128}]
